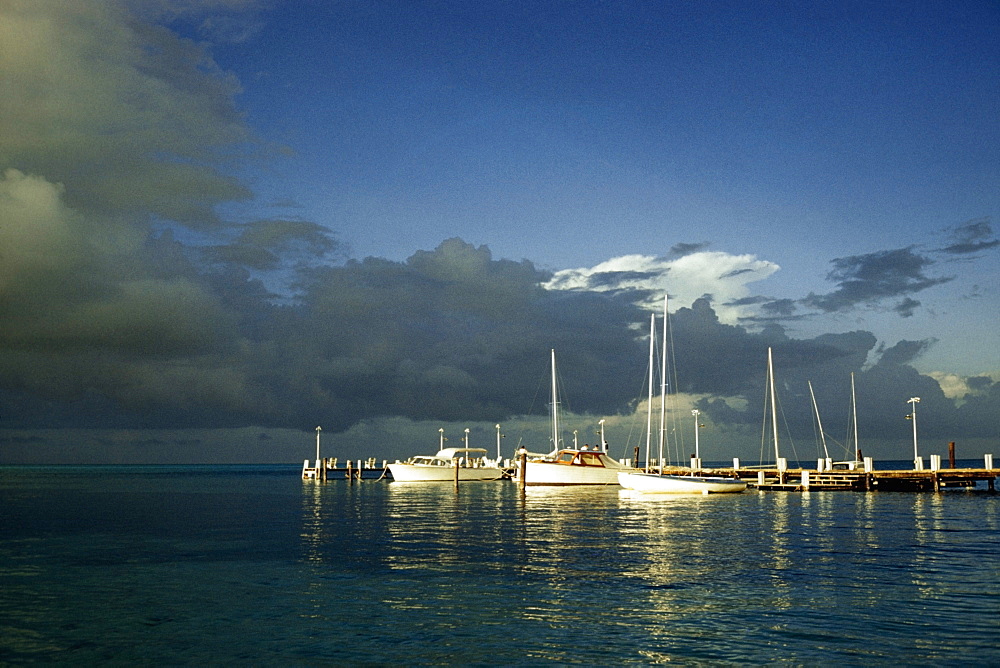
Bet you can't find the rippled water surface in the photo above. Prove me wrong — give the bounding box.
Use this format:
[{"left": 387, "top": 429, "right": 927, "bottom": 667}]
[{"left": 1, "top": 466, "right": 998, "bottom": 665}]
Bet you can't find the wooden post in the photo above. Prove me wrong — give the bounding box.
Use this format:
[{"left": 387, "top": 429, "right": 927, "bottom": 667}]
[
  {"left": 454, "top": 458, "right": 460, "bottom": 490},
  {"left": 518, "top": 449, "right": 527, "bottom": 492},
  {"left": 948, "top": 442, "right": 956, "bottom": 469},
  {"left": 346, "top": 460, "right": 353, "bottom": 484},
  {"left": 633, "top": 446, "right": 640, "bottom": 471}
]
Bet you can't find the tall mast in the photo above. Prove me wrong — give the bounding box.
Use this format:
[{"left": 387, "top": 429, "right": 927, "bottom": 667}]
[
  {"left": 851, "top": 372, "right": 859, "bottom": 460},
  {"left": 808, "top": 381, "right": 829, "bottom": 460},
  {"left": 550, "top": 348, "right": 559, "bottom": 452},
  {"left": 658, "top": 295, "right": 668, "bottom": 474},
  {"left": 768, "top": 347, "right": 780, "bottom": 461},
  {"left": 645, "top": 313, "right": 655, "bottom": 471}
]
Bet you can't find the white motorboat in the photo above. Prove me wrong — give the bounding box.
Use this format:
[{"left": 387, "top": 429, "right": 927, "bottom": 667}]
[
  {"left": 520, "top": 447, "right": 627, "bottom": 486},
  {"left": 513, "top": 349, "right": 628, "bottom": 486},
  {"left": 388, "top": 447, "right": 504, "bottom": 482},
  {"left": 617, "top": 471, "right": 746, "bottom": 494}
]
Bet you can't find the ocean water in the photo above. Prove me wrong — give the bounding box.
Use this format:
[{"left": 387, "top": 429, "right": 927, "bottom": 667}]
[{"left": 1, "top": 466, "right": 998, "bottom": 666}]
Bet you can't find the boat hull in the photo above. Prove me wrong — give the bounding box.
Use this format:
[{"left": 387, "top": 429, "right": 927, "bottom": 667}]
[
  {"left": 520, "top": 460, "right": 623, "bottom": 486},
  {"left": 388, "top": 464, "right": 503, "bottom": 482},
  {"left": 618, "top": 471, "right": 747, "bottom": 494}
]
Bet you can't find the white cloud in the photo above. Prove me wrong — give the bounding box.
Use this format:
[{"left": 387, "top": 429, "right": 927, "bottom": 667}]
[{"left": 544, "top": 251, "right": 779, "bottom": 323}]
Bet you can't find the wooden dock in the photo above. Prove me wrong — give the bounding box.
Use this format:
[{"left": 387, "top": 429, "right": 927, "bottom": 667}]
[
  {"left": 716, "top": 466, "right": 999, "bottom": 492},
  {"left": 302, "top": 458, "right": 389, "bottom": 481}
]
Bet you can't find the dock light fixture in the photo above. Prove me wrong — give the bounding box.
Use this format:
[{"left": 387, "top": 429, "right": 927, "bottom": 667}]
[
  {"left": 598, "top": 419, "right": 606, "bottom": 451},
  {"left": 464, "top": 428, "right": 470, "bottom": 448},
  {"left": 908, "top": 397, "right": 921, "bottom": 469},
  {"left": 439, "top": 428, "right": 445, "bottom": 450},
  {"left": 495, "top": 424, "right": 503, "bottom": 461},
  {"left": 692, "top": 410, "right": 701, "bottom": 460},
  {"left": 315, "top": 426, "right": 321, "bottom": 462}
]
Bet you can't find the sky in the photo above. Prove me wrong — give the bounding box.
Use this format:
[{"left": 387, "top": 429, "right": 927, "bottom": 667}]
[{"left": 0, "top": 0, "right": 998, "bottom": 465}]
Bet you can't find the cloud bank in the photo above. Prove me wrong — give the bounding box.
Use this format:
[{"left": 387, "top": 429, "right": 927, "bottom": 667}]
[{"left": 1, "top": 1, "right": 997, "bottom": 463}]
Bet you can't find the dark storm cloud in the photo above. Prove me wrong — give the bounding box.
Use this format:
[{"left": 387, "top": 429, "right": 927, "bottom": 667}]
[
  {"left": 3, "top": 2, "right": 998, "bottom": 463},
  {"left": 803, "top": 247, "right": 953, "bottom": 313}
]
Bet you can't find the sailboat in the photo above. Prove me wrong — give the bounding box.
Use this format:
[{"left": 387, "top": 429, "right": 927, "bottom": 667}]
[
  {"left": 832, "top": 372, "right": 865, "bottom": 470},
  {"left": 618, "top": 296, "right": 746, "bottom": 494},
  {"left": 514, "top": 349, "right": 627, "bottom": 486}
]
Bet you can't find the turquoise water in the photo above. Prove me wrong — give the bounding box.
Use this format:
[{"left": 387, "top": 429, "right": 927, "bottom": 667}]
[{"left": 1, "top": 466, "right": 998, "bottom": 665}]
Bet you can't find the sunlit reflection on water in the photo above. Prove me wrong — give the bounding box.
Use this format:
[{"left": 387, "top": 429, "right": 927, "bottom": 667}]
[{"left": 1, "top": 468, "right": 997, "bottom": 665}]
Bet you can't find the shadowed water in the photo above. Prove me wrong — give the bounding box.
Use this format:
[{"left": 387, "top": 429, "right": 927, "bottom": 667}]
[{"left": 1, "top": 466, "right": 997, "bottom": 665}]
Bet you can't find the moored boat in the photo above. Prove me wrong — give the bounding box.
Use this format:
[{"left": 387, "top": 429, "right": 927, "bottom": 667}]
[
  {"left": 617, "top": 470, "right": 746, "bottom": 494},
  {"left": 388, "top": 447, "right": 504, "bottom": 482},
  {"left": 521, "top": 447, "right": 627, "bottom": 486},
  {"left": 513, "top": 349, "right": 628, "bottom": 486}
]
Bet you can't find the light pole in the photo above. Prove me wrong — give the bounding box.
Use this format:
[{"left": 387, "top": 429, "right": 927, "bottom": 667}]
[
  {"left": 439, "top": 428, "right": 445, "bottom": 451},
  {"left": 692, "top": 410, "right": 700, "bottom": 460},
  {"left": 908, "top": 397, "right": 921, "bottom": 468},
  {"left": 464, "top": 428, "right": 470, "bottom": 448},
  {"left": 495, "top": 424, "right": 502, "bottom": 462},
  {"left": 573, "top": 430, "right": 578, "bottom": 448},
  {"left": 598, "top": 419, "right": 606, "bottom": 452},
  {"left": 315, "top": 426, "right": 321, "bottom": 462}
]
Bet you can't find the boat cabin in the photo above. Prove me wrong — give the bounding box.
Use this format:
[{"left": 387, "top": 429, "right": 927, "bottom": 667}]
[
  {"left": 406, "top": 447, "right": 492, "bottom": 468},
  {"left": 553, "top": 449, "right": 609, "bottom": 467}
]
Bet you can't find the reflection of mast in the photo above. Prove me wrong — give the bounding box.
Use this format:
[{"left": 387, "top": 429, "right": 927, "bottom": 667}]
[{"left": 808, "top": 381, "right": 830, "bottom": 460}]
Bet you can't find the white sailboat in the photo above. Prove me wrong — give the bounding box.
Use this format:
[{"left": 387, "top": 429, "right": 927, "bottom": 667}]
[
  {"left": 618, "top": 296, "right": 746, "bottom": 494},
  {"left": 832, "top": 372, "right": 865, "bottom": 470},
  {"left": 515, "top": 349, "right": 626, "bottom": 486}
]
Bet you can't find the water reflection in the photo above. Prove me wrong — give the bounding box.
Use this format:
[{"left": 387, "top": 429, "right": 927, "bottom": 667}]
[{"left": 292, "top": 480, "right": 1000, "bottom": 664}]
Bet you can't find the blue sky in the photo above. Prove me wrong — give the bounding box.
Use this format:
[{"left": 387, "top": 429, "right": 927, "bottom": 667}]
[
  {"left": 0, "top": 0, "right": 997, "bottom": 463},
  {"left": 212, "top": 0, "right": 998, "bottom": 372}
]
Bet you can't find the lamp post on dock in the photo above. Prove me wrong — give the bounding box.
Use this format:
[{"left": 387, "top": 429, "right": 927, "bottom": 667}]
[
  {"left": 908, "top": 397, "right": 921, "bottom": 469},
  {"left": 598, "top": 419, "right": 606, "bottom": 452},
  {"left": 692, "top": 410, "right": 701, "bottom": 460},
  {"left": 464, "top": 428, "right": 470, "bottom": 448},
  {"left": 315, "top": 426, "right": 321, "bottom": 462},
  {"left": 439, "top": 428, "right": 445, "bottom": 451},
  {"left": 495, "top": 424, "right": 502, "bottom": 462}
]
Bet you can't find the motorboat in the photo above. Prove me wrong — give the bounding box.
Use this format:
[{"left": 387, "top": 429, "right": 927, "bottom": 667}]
[
  {"left": 388, "top": 447, "right": 504, "bottom": 482},
  {"left": 518, "top": 447, "right": 627, "bottom": 486},
  {"left": 511, "top": 349, "right": 629, "bottom": 486}
]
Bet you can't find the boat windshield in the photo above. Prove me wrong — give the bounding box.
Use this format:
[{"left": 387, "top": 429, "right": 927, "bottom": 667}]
[
  {"left": 554, "top": 451, "right": 605, "bottom": 466},
  {"left": 406, "top": 456, "right": 448, "bottom": 466}
]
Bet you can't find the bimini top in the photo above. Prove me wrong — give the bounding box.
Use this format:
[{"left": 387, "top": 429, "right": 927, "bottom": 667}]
[{"left": 435, "top": 448, "right": 489, "bottom": 459}]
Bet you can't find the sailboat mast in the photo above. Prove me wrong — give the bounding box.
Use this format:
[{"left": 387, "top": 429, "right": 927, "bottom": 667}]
[
  {"left": 808, "top": 380, "right": 830, "bottom": 459},
  {"left": 851, "top": 372, "right": 859, "bottom": 459},
  {"left": 658, "top": 295, "right": 668, "bottom": 474},
  {"left": 645, "top": 313, "right": 655, "bottom": 471},
  {"left": 768, "top": 347, "right": 780, "bottom": 461},
  {"left": 550, "top": 348, "right": 559, "bottom": 452}
]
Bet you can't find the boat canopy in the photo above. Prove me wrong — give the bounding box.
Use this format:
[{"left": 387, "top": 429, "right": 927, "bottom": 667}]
[{"left": 435, "top": 448, "right": 489, "bottom": 459}]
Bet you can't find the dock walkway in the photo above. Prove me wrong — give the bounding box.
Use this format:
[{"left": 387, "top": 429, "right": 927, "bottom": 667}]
[{"left": 721, "top": 466, "right": 998, "bottom": 492}]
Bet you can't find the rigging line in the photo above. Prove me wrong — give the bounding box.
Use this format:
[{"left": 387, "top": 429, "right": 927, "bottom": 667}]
[{"left": 665, "top": 296, "right": 685, "bottom": 464}]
